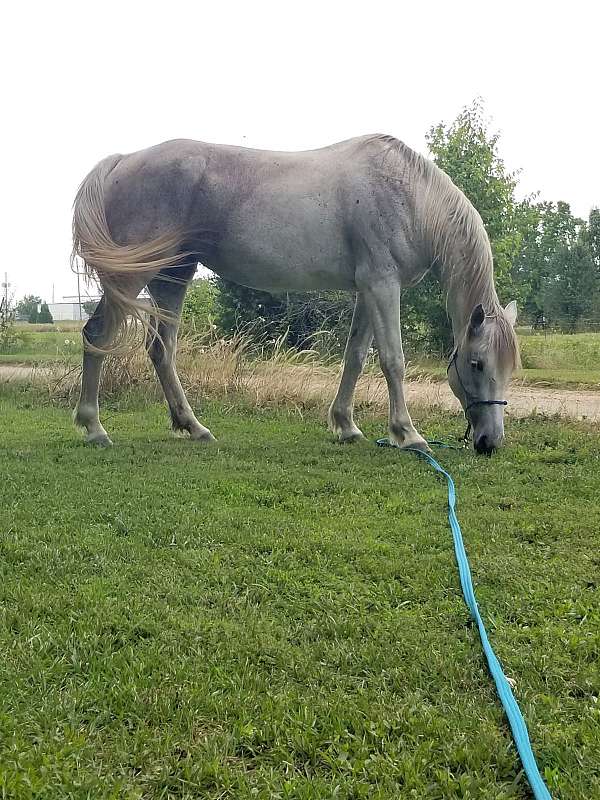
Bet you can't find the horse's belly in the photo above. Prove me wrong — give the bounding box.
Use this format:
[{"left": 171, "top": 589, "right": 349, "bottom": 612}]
[
  {"left": 210, "top": 248, "right": 355, "bottom": 292},
  {"left": 210, "top": 211, "right": 356, "bottom": 292}
]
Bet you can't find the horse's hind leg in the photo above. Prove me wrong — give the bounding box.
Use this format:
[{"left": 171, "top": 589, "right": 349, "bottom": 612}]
[
  {"left": 146, "top": 268, "right": 215, "bottom": 442},
  {"left": 74, "top": 297, "right": 114, "bottom": 446},
  {"left": 328, "top": 293, "right": 373, "bottom": 442}
]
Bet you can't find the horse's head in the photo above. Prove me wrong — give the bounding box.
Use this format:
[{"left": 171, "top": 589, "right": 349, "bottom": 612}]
[{"left": 447, "top": 301, "right": 519, "bottom": 455}]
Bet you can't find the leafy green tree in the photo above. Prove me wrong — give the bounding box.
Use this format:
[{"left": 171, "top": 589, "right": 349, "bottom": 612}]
[
  {"left": 37, "top": 302, "right": 53, "bottom": 324},
  {"left": 512, "top": 201, "right": 586, "bottom": 320},
  {"left": 15, "top": 294, "right": 41, "bottom": 323},
  {"left": 181, "top": 277, "right": 218, "bottom": 330},
  {"left": 510, "top": 200, "right": 544, "bottom": 317},
  {"left": 542, "top": 242, "right": 597, "bottom": 330},
  {"left": 404, "top": 100, "right": 523, "bottom": 351},
  {"left": 584, "top": 208, "right": 600, "bottom": 268},
  {"left": 83, "top": 300, "right": 99, "bottom": 317}
]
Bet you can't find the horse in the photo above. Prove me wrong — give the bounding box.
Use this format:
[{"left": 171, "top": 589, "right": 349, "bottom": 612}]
[{"left": 72, "top": 134, "right": 519, "bottom": 455}]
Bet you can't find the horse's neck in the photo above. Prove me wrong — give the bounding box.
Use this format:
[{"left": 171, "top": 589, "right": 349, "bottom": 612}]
[
  {"left": 438, "top": 255, "right": 499, "bottom": 343},
  {"left": 445, "top": 284, "right": 472, "bottom": 341}
]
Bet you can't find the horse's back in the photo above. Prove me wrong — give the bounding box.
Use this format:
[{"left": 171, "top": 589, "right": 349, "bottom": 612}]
[{"left": 100, "top": 135, "right": 409, "bottom": 291}]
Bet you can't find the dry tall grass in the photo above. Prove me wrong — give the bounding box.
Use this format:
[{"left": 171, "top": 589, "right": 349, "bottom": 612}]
[{"left": 46, "top": 328, "right": 439, "bottom": 417}]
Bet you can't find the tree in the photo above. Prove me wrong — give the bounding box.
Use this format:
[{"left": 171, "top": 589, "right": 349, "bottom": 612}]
[
  {"left": 181, "top": 277, "right": 218, "bottom": 330},
  {"left": 542, "top": 242, "right": 597, "bottom": 330},
  {"left": 426, "top": 99, "right": 522, "bottom": 297},
  {"left": 15, "top": 294, "right": 41, "bottom": 323},
  {"left": 37, "top": 302, "right": 53, "bottom": 324},
  {"left": 512, "top": 201, "right": 586, "bottom": 320},
  {"left": 403, "top": 100, "right": 523, "bottom": 351},
  {"left": 584, "top": 208, "right": 600, "bottom": 269},
  {"left": 83, "top": 300, "right": 99, "bottom": 318}
]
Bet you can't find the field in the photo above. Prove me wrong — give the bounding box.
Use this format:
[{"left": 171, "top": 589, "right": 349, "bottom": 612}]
[
  {"left": 2, "top": 326, "right": 600, "bottom": 389},
  {"left": 1, "top": 387, "right": 599, "bottom": 799},
  {"left": 0, "top": 324, "right": 83, "bottom": 365},
  {"left": 409, "top": 332, "right": 600, "bottom": 389}
]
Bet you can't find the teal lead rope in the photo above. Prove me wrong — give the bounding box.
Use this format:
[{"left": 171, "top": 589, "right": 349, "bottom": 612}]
[{"left": 377, "top": 438, "right": 552, "bottom": 800}]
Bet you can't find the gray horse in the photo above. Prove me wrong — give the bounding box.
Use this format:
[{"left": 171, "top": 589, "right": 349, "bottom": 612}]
[{"left": 72, "top": 134, "right": 519, "bottom": 454}]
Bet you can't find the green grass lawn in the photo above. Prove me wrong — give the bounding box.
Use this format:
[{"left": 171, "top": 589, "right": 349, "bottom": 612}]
[
  {"left": 0, "top": 329, "right": 82, "bottom": 365},
  {"left": 410, "top": 361, "right": 600, "bottom": 390},
  {"left": 406, "top": 332, "right": 600, "bottom": 388},
  {"left": 3, "top": 328, "right": 600, "bottom": 389},
  {"left": 0, "top": 391, "right": 598, "bottom": 798}
]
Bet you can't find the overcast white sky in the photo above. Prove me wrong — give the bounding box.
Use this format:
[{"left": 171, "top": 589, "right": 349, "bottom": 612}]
[{"left": 3, "top": 0, "right": 598, "bottom": 303}]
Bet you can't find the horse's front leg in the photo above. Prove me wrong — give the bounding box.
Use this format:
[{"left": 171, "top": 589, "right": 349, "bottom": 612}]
[
  {"left": 328, "top": 293, "right": 373, "bottom": 442},
  {"left": 361, "top": 277, "right": 429, "bottom": 451}
]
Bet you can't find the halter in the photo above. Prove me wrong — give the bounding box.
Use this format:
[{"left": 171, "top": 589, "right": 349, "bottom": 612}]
[{"left": 447, "top": 348, "right": 508, "bottom": 441}]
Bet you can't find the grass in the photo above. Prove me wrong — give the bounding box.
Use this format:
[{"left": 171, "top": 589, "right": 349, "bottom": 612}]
[
  {"left": 14, "top": 322, "right": 84, "bottom": 333},
  {"left": 0, "top": 329, "right": 82, "bottom": 365},
  {"left": 515, "top": 368, "right": 600, "bottom": 389},
  {"left": 0, "top": 352, "right": 80, "bottom": 365},
  {"left": 406, "top": 332, "right": 600, "bottom": 389},
  {"left": 4, "top": 328, "right": 600, "bottom": 389},
  {"left": 411, "top": 361, "right": 600, "bottom": 390},
  {"left": 518, "top": 331, "right": 600, "bottom": 367},
  {"left": 0, "top": 388, "right": 599, "bottom": 798}
]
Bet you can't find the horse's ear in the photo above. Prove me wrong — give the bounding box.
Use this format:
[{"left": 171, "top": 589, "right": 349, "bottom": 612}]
[
  {"left": 504, "top": 300, "right": 518, "bottom": 327},
  {"left": 468, "top": 304, "right": 485, "bottom": 337}
]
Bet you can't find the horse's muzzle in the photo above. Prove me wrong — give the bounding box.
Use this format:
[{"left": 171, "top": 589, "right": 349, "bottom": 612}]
[{"left": 474, "top": 433, "right": 498, "bottom": 456}]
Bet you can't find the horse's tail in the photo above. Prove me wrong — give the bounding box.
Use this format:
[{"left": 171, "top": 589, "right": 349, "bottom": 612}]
[{"left": 71, "top": 154, "right": 188, "bottom": 354}]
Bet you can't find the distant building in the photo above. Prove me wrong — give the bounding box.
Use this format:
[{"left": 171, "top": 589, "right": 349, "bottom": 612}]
[
  {"left": 41, "top": 291, "right": 152, "bottom": 322},
  {"left": 47, "top": 296, "right": 101, "bottom": 322}
]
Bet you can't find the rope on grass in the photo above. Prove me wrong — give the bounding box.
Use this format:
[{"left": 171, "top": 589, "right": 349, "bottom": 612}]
[{"left": 377, "top": 438, "right": 552, "bottom": 800}]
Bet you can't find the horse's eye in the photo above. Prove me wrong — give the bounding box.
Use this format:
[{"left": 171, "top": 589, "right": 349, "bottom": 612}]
[{"left": 471, "top": 359, "right": 484, "bottom": 372}]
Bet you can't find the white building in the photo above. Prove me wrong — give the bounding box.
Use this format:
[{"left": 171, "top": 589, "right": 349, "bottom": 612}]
[{"left": 47, "top": 296, "right": 101, "bottom": 322}]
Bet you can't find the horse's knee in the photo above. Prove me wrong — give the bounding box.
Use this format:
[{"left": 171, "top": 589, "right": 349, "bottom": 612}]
[
  {"left": 148, "top": 333, "right": 176, "bottom": 367},
  {"left": 344, "top": 348, "right": 368, "bottom": 373},
  {"left": 146, "top": 332, "right": 165, "bottom": 362},
  {"left": 379, "top": 352, "right": 405, "bottom": 379},
  {"left": 74, "top": 401, "right": 97, "bottom": 427}
]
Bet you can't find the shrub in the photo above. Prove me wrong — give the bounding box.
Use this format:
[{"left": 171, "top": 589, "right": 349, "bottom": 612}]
[
  {"left": 37, "top": 303, "right": 53, "bottom": 324},
  {"left": 0, "top": 320, "right": 23, "bottom": 353},
  {"left": 181, "top": 278, "right": 218, "bottom": 331}
]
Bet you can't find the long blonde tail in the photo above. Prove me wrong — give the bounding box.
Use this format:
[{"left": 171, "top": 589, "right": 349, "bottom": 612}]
[{"left": 71, "top": 155, "right": 188, "bottom": 354}]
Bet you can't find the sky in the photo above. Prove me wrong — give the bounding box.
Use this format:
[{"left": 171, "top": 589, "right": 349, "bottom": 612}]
[{"left": 3, "top": 0, "right": 598, "bottom": 303}]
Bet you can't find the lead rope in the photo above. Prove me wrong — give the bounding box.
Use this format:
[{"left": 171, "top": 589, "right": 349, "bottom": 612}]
[{"left": 377, "top": 438, "right": 553, "bottom": 800}]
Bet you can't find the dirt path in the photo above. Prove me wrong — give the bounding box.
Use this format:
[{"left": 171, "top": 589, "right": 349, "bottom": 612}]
[
  {"left": 405, "top": 379, "right": 600, "bottom": 421},
  {"left": 0, "top": 365, "right": 52, "bottom": 382},
  {"left": 2, "top": 363, "right": 599, "bottom": 422},
  {"left": 246, "top": 364, "right": 600, "bottom": 422}
]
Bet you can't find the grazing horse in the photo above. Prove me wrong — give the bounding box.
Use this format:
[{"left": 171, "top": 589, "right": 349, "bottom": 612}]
[{"left": 72, "top": 134, "right": 519, "bottom": 454}]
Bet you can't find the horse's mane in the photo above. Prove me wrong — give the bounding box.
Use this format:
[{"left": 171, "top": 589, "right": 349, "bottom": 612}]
[{"left": 367, "top": 134, "right": 519, "bottom": 368}]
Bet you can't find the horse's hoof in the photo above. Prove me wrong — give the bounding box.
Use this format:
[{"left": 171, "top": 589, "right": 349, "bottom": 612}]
[
  {"left": 189, "top": 430, "right": 217, "bottom": 443},
  {"left": 338, "top": 430, "right": 366, "bottom": 444},
  {"left": 402, "top": 439, "right": 431, "bottom": 454},
  {"left": 85, "top": 433, "right": 113, "bottom": 447}
]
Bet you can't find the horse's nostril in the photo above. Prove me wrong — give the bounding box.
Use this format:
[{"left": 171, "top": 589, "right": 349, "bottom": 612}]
[{"left": 475, "top": 435, "right": 496, "bottom": 456}]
